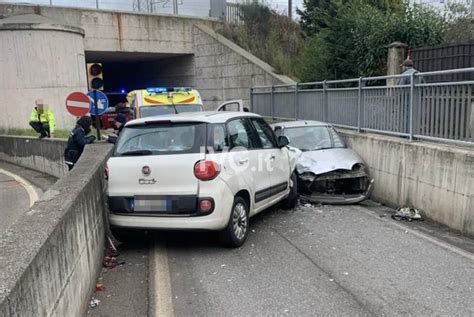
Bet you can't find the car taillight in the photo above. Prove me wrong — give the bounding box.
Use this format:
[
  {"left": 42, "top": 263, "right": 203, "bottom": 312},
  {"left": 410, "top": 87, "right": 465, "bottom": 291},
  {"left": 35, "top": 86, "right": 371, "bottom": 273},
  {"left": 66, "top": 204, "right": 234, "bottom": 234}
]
[
  {"left": 194, "top": 160, "right": 220, "bottom": 181},
  {"left": 199, "top": 199, "right": 214, "bottom": 213},
  {"left": 105, "top": 163, "right": 109, "bottom": 181}
]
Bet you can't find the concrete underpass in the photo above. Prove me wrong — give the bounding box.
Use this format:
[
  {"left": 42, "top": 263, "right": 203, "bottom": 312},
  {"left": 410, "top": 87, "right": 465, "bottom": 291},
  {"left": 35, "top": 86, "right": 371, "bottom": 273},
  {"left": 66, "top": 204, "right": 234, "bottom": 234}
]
[
  {"left": 1, "top": 3, "right": 473, "bottom": 317},
  {"left": 86, "top": 52, "right": 195, "bottom": 100}
]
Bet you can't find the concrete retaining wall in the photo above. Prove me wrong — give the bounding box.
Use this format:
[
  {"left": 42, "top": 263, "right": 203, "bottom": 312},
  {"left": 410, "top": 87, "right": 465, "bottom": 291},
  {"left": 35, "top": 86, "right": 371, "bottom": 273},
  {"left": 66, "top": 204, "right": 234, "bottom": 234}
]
[
  {"left": 0, "top": 136, "right": 68, "bottom": 178},
  {"left": 0, "top": 136, "right": 113, "bottom": 316},
  {"left": 193, "top": 24, "right": 295, "bottom": 110},
  {"left": 0, "top": 4, "right": 220, "bottom": 55},
  {"left": 339, "top": 129, "right": 474, "bottom": 236}
]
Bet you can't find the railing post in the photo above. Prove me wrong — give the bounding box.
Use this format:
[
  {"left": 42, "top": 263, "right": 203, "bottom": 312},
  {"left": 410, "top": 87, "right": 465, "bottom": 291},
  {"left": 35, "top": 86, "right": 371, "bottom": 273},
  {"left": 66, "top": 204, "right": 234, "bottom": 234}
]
[
  {"left": 323, "top": 80, "right": 328, "bottom": 122},
  {"left": 357, "top": 77, "right": 363, "bottom": 133},
  {"left": 249, "top": 87, "right": 253, "bottom": 112},
  {"left": 409, "top": 72, "right": 415, "bottom": 141},
  {"left": 173, "top": 0, "right": 178, "bottom": 15},
  {"left": 271, "top": 85, "right": 275, "bottom": 120},
  {"left": 295, "top": 83, "right": 299, "bottom": 120}
]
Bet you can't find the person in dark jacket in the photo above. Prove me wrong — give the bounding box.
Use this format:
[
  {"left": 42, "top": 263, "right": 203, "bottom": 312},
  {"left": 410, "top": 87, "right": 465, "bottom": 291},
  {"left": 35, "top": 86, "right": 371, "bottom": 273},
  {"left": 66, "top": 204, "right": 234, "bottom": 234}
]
[
  {"left": 64, "top": 116, "right": 96, "bottom": 170},
  {"left": 104, "top": 112, "right": 127, "bottom": 144}
]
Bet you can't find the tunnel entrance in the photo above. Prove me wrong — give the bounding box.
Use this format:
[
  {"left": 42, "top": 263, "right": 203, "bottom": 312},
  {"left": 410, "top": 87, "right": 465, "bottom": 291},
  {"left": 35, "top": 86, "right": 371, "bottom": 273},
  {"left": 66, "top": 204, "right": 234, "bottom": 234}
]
[{"left": 85, "top": 51, "right": 195, "bottom": 108}]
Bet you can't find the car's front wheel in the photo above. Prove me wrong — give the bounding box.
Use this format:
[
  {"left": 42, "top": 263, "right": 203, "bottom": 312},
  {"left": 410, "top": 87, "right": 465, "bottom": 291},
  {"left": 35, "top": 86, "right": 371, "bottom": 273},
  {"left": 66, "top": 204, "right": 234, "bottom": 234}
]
[
  {"left": 282, "top": 172, "right": 298, "bottom": 209},
  {"left": 220, "top": 196, "right": 249, "bottom": 248}
]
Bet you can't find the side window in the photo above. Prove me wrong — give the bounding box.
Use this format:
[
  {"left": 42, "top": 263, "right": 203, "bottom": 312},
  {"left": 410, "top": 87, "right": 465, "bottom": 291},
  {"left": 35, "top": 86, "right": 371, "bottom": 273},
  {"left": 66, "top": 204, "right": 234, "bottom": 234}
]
[
  {"left": 219, "top": 102, "right": 240, "bottom": 111},
  {"left": 208, "top": 124, "right": 229, "bottom": 152},
  {"left": 329, "top": 127, "right": 346, "bottom": 148},
  {"left": 249, "top": 118, "right": 277, "bottom": 149},
  {"left": 227, "top": 119, "right": 253, "bottom": 149}
]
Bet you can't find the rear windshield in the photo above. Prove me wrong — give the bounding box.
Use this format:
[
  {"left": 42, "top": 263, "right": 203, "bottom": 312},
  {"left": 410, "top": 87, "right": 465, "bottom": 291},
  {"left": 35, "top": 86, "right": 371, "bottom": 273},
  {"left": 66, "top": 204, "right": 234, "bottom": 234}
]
[
  {"left": 114, "top": 122, "right": 206, "bottom": 156},
  {"left": 140, "top": 105, "right": 202, "bottom": 117}
]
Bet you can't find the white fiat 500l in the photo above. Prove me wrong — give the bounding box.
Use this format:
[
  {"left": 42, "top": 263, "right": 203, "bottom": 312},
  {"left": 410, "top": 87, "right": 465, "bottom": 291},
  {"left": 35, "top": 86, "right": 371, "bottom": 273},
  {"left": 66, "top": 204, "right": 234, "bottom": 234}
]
[{"left": 106, "top": 112, "right": 298, "bottom": 247}]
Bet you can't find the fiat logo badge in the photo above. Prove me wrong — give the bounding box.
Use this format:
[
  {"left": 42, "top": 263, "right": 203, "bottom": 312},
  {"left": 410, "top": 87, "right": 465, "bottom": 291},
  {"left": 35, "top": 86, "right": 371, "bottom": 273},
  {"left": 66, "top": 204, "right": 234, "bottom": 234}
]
[{"left": 142, "top": 166, "right": 151, "bottom": 176}]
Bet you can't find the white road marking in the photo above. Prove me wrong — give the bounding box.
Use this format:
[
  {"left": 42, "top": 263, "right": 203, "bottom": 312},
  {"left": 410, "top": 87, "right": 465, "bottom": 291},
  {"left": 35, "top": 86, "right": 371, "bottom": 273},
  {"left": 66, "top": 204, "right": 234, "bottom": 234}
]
[
  {"left": 0, "top": 168, "right": 39, "bottom": 207},
  {"left": 150, "top": 238, "right": 174, "bottom": 317},
  {"left": 357, "top": 206, "right": 474, "bottom": 262}
]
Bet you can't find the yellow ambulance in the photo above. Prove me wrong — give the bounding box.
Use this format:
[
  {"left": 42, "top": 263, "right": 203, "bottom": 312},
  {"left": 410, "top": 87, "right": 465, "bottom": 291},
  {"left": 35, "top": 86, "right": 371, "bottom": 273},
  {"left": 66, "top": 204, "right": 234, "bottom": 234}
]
[{"left": 127, "top": 87, "right": 245, "bottom": 118}]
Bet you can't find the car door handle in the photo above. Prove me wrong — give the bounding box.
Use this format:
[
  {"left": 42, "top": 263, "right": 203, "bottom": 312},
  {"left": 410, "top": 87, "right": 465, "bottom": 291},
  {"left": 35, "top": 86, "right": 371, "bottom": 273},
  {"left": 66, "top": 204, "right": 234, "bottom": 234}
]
[
  {"left": 269, "top": 155, "right": 276, "bottom": 160},
  {"left": 238, "top": 159, "right": 249, "bottom": 165}
]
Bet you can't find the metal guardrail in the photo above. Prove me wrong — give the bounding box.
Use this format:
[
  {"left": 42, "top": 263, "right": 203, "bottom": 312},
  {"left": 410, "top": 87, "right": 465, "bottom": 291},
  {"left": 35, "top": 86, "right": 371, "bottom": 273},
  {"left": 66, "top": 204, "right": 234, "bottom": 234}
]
[
  {"left": 0, "top": 0, "right": 226, "bottom": 18},
  {"left": 251, "top": 68, "right": 474, "bottom": 146}
]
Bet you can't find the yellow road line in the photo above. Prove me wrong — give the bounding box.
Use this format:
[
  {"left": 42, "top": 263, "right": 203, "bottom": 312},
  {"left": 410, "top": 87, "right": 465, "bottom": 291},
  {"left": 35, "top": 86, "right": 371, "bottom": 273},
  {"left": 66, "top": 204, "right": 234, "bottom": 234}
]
[{"left": 150, "top": 237, "right": 174, "bottom": 317}]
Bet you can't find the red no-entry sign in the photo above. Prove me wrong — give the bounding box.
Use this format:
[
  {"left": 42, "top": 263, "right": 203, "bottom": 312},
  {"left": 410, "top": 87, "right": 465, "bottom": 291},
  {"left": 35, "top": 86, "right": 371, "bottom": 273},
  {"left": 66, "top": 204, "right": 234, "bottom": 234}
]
[{"left": 65, "top": 92, "right": 90, "bottom": 116}]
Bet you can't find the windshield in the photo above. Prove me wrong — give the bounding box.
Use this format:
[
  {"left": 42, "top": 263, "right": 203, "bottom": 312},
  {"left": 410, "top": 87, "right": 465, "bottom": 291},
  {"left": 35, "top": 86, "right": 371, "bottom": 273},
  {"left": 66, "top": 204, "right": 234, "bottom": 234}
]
[
  {"left": 115, "top": 122, "right": 206, "bottom": 156},
  {"left": 140, "top": 105, "right": 203, "bottom": 117},
  {"left": 283, "top": 126, "right": 346, "bottom": 151}
]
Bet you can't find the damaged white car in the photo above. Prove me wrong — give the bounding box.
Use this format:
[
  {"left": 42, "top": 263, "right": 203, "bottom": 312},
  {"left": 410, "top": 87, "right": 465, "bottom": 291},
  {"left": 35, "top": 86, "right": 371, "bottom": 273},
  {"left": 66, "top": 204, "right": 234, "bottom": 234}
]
[{"left": 272, "top": 121, "right": 374, "bottom": 204}]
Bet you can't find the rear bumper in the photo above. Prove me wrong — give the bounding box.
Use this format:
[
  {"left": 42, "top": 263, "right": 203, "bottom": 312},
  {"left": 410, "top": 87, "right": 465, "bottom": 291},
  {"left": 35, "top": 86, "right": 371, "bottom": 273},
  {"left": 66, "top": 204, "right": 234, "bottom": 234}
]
[
  {"left": 109, "top": 212, "right": 229, "bottom": 230},
  {"left": 108, "top": 181, "right": 234, "bottom": 231}
]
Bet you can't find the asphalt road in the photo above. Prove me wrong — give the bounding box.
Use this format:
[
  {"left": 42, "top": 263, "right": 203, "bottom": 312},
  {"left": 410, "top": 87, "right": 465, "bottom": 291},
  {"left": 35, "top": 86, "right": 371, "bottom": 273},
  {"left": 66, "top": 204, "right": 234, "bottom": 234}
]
[
  {"left": 89, "top": 201, "right": 474, "bottom": 316},
  {"left": 0, "top": 169, "right": 30, "bottom": 231},
  {"left": 0, "top": 161, "right": 56, "bottom": 232}
]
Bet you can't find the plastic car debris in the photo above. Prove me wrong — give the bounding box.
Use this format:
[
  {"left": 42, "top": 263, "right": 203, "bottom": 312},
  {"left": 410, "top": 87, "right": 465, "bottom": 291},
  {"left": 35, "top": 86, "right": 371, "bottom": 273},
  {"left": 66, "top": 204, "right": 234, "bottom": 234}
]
[
  {"left": 391, "top": 207, "right": 423, "bottom": 222},
  {"left": 103, "top": 256, "right": 126, "bottom": 269},
  {"left": 90, "top": 298, "right": 100, "bottom": 308},
  {"left": 95, "top": 283, "right": 106, "bottom": 292}
]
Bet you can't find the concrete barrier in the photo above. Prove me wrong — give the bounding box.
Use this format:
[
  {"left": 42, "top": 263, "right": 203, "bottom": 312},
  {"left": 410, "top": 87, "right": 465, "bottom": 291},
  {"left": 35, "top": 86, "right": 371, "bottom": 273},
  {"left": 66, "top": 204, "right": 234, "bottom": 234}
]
[
  {"left": 0, "top": 136, "right": 68, "bottom": 178},
  {"left": 339, "top": 129, "right": 474, "bottom": 236},
  {"left": 0, "top": 136, "right": 113, "bottom": 316}
]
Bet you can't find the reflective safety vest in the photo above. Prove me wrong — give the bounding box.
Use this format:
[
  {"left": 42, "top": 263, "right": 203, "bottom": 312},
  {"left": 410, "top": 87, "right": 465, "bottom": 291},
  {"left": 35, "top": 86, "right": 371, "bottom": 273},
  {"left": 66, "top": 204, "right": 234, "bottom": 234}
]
[{"left": 30, "top": 107, "right": 56, "bottom": 133}]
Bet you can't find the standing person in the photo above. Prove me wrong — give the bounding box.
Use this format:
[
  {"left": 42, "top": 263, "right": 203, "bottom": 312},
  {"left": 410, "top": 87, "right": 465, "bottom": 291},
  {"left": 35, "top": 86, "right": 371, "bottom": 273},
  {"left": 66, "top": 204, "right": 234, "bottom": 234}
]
[
  {"left": 397, "top": 59, "right": 424, "bottom": 133},
  {"left": 104, "top": 112, "right": 127, "bottom": 144},
  {"left": 64, "top": 116, "right": 96, "bottom": 170},
  {"left": 397, "top": 59, "right": 423, "bottom": 86},
  {"left": 29, "top": 99, "right": 56, "bottom": 138}
]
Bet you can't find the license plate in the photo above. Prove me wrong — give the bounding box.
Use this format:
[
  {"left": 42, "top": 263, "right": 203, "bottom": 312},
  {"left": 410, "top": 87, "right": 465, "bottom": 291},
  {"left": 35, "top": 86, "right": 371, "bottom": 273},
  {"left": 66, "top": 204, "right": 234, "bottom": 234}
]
[{"left": 132, "top": 197, "right": 172, "bottom": 212}]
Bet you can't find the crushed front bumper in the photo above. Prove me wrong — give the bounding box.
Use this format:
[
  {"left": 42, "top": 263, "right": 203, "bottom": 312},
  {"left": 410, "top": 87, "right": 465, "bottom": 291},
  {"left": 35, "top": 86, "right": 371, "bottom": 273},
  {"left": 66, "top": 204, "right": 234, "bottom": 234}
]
[{"left": 300, "top": 178, "right": 374, "bottom": 205}]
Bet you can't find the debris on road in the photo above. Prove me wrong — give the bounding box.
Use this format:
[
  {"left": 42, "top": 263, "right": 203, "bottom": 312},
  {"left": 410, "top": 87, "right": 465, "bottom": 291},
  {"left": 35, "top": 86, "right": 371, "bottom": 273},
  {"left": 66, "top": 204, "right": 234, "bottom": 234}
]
[
  {"left": 95, "top": 283, "right": 106, "bottom": 292},
  {"left": 391, "top": 207, "right": 423, "bottom": 222},
  {"left": 89, "top": 298, "right": 100, "bottom": 308},
  {"left": 103, "top": 256, "right": 126, "bottom": 269}
]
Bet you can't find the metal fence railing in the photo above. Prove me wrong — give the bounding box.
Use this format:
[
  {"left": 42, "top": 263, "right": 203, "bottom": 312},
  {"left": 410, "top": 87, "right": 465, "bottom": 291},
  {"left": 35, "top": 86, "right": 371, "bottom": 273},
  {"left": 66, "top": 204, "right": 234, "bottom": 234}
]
[
  {"left": 225, "top": 2, "right": 243, "bottom": 25},
  {"left": 251, "top": 68, "right": 474, "bottom": 146}
]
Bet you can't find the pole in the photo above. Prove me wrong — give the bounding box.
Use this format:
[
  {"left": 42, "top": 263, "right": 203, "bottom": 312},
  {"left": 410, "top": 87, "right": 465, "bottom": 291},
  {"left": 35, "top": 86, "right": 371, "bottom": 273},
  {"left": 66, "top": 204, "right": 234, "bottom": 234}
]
[
  {"left": 271, "top": 86, "right": 275, "bottom": 120},
  {"left": 409, "top": 72, "right": 415, "bottom": 141},
  {"left": 288, "top": 0, "right": 292, "bottom": 19},
  {"left": 250, "top": 87, "right": 253, "bottom": 112},
  {"left": 173, "top": 0, "right": 178, "bottom": 15},
  {"left": 96, "top": 0, "right": 99, "bottom": 9},
  {"left": 323, "top": 80, "right": 328, "bottom": 122},
  {"left": 93, "top": 89, "right": 101, "bottom": 140},
  {"left": 294, "top": 83, "right": 299, "bottom": 120},
  {"left": 357, "top": 77, "right": 363, "bottom": 133}
]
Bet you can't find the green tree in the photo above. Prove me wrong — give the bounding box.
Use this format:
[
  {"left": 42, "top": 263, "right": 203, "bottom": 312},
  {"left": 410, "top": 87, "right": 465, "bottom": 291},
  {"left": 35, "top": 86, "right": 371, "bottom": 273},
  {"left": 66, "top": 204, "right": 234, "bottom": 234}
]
[
  {"left": 297, "top": 1, "right": 448, "bottom": 81},
  {"left": 221, "top": 2, "right": 304, "bottom": 78}
]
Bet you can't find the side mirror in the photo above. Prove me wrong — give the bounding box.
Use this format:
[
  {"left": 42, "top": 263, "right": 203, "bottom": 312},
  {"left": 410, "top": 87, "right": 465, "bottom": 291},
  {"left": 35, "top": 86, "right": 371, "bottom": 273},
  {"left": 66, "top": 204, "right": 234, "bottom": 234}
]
[{"left": 277, "top": 135, "right": 289, "bottom": 148}]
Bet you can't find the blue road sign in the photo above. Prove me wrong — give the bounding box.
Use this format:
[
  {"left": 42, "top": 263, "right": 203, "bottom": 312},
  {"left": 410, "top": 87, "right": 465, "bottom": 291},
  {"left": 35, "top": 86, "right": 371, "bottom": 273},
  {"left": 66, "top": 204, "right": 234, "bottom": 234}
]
[{"left": 87, "top": 90, "right": 109, "bottom": 115}]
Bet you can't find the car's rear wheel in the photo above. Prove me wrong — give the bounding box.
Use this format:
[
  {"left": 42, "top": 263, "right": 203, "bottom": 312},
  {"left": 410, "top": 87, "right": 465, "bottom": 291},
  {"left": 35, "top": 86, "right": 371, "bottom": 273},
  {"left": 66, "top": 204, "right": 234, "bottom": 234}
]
[
  {"left": 220, "top": 196, "right": 249, "bottom": 248},
  {"left": 282, "top": 172, "right": 298, "bottom": 209}
]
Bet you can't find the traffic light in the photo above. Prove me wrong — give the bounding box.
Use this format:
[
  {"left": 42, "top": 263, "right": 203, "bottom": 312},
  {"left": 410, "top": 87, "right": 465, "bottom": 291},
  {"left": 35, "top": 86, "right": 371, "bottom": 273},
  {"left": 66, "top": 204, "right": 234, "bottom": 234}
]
[{"left": 87, "top": 63, "right": 104, "bottom": 90}]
